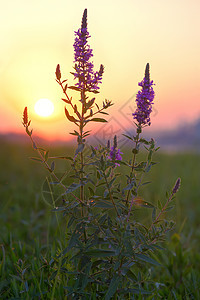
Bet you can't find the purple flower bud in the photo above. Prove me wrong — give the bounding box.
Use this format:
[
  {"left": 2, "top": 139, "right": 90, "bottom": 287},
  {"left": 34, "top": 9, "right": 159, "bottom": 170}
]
[
  {"left": 172, "top": 178, "right": 181, "bottom": 194},
  {"left": 132, "top": 63, "right": 155, "bottom": 126},
  {"left": 113, "top": 135, "right": 117, "bottom": 149},
  {"left": 81, "top": 9, "right": 87, "bottom": 29},
  {"left": 55, "top": 64, "right": 61, "bottom": 81}
]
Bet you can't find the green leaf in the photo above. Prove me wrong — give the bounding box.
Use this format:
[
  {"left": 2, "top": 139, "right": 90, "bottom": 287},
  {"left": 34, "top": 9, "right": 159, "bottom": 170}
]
[
  {"left": 108, "top": 177, "right": 117, "bottom": 188},
  {"left": 90, "top": 117, "right": 107, "bottom": 122},
  {"left": 134, "top": 227, "right": 146, "bottom": 243},
  {"left": 145, "top": 164, "right": 152, "bottom": 173},
  {"left": 62, "top": 225, "right": 84, "bottom": 254},
  {"left": 97, "top": 171, "right": 101, "bottom": 179},
  {"left": 94, "top": 200, "right": 113, "bottom": 208},
  {"left": 152, "top": 207, "right": 156, "bottom": 221},
  {"left": 123, "top": 134, "right": 133, "bottom": 141},
  {"left": 99, "top": 111, "right": 109, "bottom": 115},
  {"left": 98, "top": 214, "right": 107, "bottom": 224},
  {"left": 51, "top": 161, "right": 55, "bottom": 172},
  {"left": 105, "top": 275, "right": 120, "bottom": 300},
  {"left": 30, "top": 157, "right": 43, "bottom": 162},
  {"left": 65, "top": 108, "right": 78, "bottom": 123},
  {"left": 139, "top": 200, "right": 155, "bottom": 208},
  {"left": 61, "top": 98, "right": 70, "bottom": 104},
  {"left": 158, "top": 199, "right": 162, "bottom": 210},
  {"left": 135, "top": 253, "right": 161, "bottom": 266},
  {"left": 165, "top": 205, "right": 175, "bottom": 212},
  {"left": 139, "top": 138, "right": 150, "bottom": 145},
  {"left": 86, "top": 98, "right": 95, "bottom": 109},
  {"left": 52, "top": 206, "right": 66, "bottom": 212},
  {"left": 52, "top": 156, "right": 73, "bottom": 161},
  {"left": 65, "top": 183, "right": 82, "bottom": 194},
  {"left": 85, "top": 249, "right": 116, "bottom": 257},
  {"left": 126, "top": 270, "right": 137, "bottom": 282},
  {"left": 141, "top": 181, "right": 151, "bottom": 186},
  {"left": 45, "top": 150, "right": 49, "bottom": 161},
  {"left": 68, "top": 216, "right": 75, "bottom": 228},
  {"left": 10, "top": 275, "right": 23, "bottom": 282},
  {"left": 123, "top": 182, "right": 135, "bottom": 191},
  {"left": 26, "top": 127, "right": 32, "bottom": 136},
  {"left": 79, "top": 262, "right": 92, "bottom": 290},
  {"left": 104, "top": 189, "right": 109, "bottom": 198},
  {"left": 134, "top": 161, "right": 147, "bottom": 171},
  {"left": 148, "top": 150, "right": 153, "bottom": 161},
  {"left": 88, "top": 186, "right": 94, "bottom": 196},
  {"left": 126, "top": 288, "right": 151, "bottom": 295},
  {"left": 68, "top": 85, "right": 80, "bottom": 91},
  {"left": 75, "top": 143, "right": 85, "bottom": 156}
]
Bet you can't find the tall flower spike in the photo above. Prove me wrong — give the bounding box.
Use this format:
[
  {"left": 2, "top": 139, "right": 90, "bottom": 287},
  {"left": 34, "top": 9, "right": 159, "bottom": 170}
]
[
  {"left": 132, "top": 63, "right": 155, "bottom": 126},
  {"left": 73, "top": 9, "right": 104, "bottom": 92}
]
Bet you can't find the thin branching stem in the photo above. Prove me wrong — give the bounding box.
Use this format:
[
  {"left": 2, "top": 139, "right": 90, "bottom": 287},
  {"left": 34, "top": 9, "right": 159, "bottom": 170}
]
[
  {"left": 58, "top": 80, "right": 81, "bottom": 120},
  {"left": 148, "top": 189, "right": 176, "bottom": 231},
  {"left": 28, "top": 135, "right": 85, "bottom": 206},
  {"left": 126, "top": 171, "right": 145, "bottom": 223},
  {"left": 103, "top": 171, "right": 120, "bottom": 217}
]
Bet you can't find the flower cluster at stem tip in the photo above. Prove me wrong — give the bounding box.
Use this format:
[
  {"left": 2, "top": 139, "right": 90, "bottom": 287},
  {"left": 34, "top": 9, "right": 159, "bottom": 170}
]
[
  {"left": 132, "top": 63, "right": 155, "bottom": 126},
  {"left": 73, "top": 8, "right": 104, "bottom": 92}
]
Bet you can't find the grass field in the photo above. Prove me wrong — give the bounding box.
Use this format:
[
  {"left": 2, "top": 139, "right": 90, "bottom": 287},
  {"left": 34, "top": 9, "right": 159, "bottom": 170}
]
[{"left": 0, "top": 139, "right": 200, "bottom": 299}]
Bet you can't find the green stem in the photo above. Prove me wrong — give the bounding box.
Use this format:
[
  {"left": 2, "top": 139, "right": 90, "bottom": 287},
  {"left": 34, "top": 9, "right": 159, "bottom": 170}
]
[
  {"left": 103, "top": 171, "right": 120, "bottom": 217},
  {"left": 126, "top": 127, "right": 141, "bottom": 206},
  {"left": 80, "top": 90, "right": 85, "bottom": 216},
  {"left": 148, "top": 189, "right": 176, "bottom": 231},
  {"left": 29, "top": 135, "right": 84, "bottom": 205}
]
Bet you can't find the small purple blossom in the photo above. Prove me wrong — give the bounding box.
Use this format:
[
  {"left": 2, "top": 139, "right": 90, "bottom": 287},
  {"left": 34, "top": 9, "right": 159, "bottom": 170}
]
[
  {"left": 132, "top": 63, "right": 155, "bottom": 126},
  {"left": 108, "top": 136, "right": 123, "bottom": 166},
  {"left": 73, "top": 9, "right": 104, "bottom": 92}
]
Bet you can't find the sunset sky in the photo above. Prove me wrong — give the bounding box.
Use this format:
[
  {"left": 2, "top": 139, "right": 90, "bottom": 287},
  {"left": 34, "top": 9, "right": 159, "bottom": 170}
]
[{"left": 0, "top": 0, "right": 200, "bottom": 141}]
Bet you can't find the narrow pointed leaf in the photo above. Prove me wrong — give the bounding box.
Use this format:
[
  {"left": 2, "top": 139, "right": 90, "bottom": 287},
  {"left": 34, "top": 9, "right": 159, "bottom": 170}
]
[
  {"left": 105, "top": 275, "right": 120, "bottom": 300},
  {"left": 135, "top": 253, "right": 161, "bottom": 266},
  {"left": 90, "top": 118, "right": 107, "bottom": 122}
]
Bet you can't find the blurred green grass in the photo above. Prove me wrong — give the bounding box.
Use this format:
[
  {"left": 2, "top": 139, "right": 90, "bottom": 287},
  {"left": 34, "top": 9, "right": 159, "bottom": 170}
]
[
  {"left": 1, "top": 139, "right": 200, "bottom": 250},
  {"left": 0, "top": 139, "right": 200, "bottom": 298}
]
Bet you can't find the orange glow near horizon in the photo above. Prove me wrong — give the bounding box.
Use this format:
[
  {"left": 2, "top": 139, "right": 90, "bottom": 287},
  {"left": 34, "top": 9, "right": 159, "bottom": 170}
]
[{"left": 0, "top": 0, "right": 200, "bottom": 142}]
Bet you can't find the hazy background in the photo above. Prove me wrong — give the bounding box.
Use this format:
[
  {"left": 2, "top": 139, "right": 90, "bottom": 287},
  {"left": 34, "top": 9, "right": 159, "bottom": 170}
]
[{"left": 0, "top": 0, "right": 200, "bottom": 143}]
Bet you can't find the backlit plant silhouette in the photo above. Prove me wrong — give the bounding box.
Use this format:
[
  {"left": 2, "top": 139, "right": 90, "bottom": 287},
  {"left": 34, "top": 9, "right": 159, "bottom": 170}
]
[{"left": 22, "top": 9, "right": 180, "bottom": 299}]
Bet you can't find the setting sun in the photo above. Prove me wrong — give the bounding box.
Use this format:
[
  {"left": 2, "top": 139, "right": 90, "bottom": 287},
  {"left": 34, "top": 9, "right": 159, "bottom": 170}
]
[{"left": 34, "top": 98, "right": 54, "bottom": 117}]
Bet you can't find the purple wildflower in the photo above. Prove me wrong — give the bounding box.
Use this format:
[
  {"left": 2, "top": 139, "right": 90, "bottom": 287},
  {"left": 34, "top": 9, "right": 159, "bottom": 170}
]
[
  {"left": 132, "top": 63, "right": 155, "bottom": 126},
  {"left": 108, "top": 136, "right": 123, "bottom": 166},
  {"left": 73, "top": 9, "right": 104, "bottom": 92}
]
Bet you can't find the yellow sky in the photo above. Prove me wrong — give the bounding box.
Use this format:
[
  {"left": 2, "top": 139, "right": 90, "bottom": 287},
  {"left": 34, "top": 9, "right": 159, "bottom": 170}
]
[{"left": 0, "top": 0, "right": 200, "bottom": 141}]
